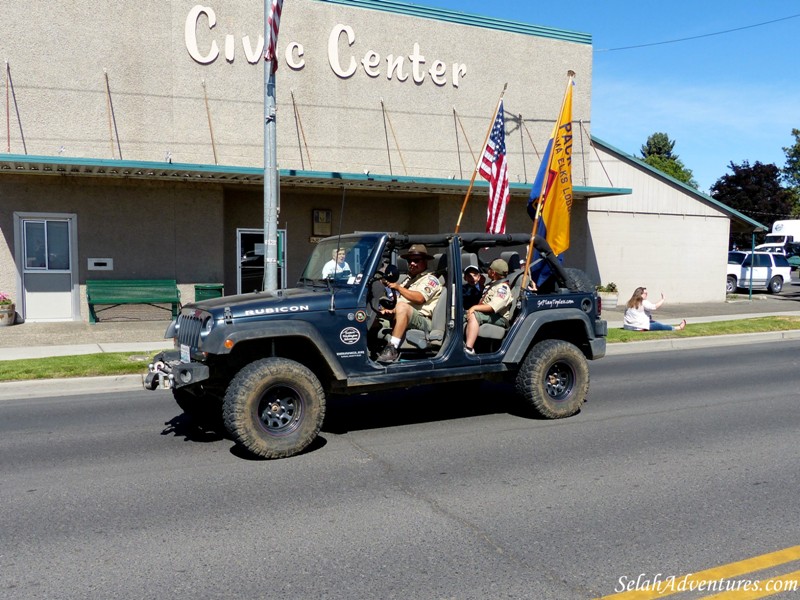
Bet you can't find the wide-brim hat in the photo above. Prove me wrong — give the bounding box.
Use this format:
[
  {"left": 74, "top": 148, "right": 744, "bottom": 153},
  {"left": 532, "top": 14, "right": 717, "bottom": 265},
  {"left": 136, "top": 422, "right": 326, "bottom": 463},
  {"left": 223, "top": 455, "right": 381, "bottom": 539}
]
[{"left": 401, "top": 244, "right": 434, "bottom": 260}]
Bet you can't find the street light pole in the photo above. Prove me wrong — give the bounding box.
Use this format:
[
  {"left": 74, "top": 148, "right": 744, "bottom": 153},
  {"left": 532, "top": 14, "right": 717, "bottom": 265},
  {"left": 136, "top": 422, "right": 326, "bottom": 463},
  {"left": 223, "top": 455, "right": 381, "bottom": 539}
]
[{"left": 263, "top": 2, "right": 279, "bottom": 292}]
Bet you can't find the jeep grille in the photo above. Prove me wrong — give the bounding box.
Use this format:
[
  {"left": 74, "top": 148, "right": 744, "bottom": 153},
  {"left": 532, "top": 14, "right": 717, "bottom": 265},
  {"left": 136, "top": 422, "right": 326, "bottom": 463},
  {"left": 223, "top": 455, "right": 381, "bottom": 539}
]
[{"left": 177, "top": 313, "right": 203, "bottom": 347}]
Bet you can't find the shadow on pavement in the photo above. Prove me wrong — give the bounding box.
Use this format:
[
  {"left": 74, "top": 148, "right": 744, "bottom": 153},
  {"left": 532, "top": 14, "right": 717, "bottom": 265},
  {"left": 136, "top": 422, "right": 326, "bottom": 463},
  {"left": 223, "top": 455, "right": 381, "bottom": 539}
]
[{"left": 322, "top": 380, "right": 524, "bottom": 435}]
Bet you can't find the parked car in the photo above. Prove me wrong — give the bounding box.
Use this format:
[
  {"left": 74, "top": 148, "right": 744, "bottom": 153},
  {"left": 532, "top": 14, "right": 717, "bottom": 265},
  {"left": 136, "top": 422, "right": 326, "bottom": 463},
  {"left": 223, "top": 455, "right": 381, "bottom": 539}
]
[
  {"left": 726, "top": 251, "right": 792, "bottom": 293},
  {"left": 753, "top": 243, "right": 800, "bottom": 270}
]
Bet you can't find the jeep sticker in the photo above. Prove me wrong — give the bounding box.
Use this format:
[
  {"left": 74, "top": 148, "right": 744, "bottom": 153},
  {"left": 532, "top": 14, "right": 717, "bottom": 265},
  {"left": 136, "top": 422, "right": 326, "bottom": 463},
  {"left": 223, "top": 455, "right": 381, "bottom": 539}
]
[
  {"left": 244, "top": 304, "right": 310, "bottom": 316},
  {"left": 355, "top": 310, "right": 367, "bottom": 322},
  {"left": 536, "top": 298, "right": 576, "bottom": 308},
  {"left": 340, "top": 327, "right": 361, "bottom": 345}
]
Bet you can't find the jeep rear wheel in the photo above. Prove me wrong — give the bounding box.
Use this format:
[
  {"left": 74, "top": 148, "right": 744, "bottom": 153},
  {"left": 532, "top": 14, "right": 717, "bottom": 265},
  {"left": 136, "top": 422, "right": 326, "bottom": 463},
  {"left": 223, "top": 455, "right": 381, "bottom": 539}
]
[
  {"left": 515, "top": 339, "right": 589, "bottom": 419},
  {"left": 223, "top": 358, "right": 326, "bottom": 459}
]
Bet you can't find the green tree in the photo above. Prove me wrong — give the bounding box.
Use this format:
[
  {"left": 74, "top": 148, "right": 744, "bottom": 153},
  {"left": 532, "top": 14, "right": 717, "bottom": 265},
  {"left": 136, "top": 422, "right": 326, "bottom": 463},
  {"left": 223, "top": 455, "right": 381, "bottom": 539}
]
[
  {"left": 781, "top": 128, "right": 800, "bottom": 216},
  {"left": 640, "top": 132, "right": 698, "bottom": 188},
  {"left": 641, "top": 132, "right": 676, "bottom": 159},
  {"left": 710, "top": 160, "right": 795, "bottom": 248}
]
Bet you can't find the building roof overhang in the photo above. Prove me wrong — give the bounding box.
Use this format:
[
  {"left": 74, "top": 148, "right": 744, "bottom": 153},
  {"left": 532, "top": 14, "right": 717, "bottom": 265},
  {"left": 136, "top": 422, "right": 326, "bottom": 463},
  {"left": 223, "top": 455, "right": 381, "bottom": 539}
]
[
  {"left": 590, "top": 136, "right": 767, "bottom": 233},
  {"left": 0, "top": 154, "right": 631, "bottom": 199}
]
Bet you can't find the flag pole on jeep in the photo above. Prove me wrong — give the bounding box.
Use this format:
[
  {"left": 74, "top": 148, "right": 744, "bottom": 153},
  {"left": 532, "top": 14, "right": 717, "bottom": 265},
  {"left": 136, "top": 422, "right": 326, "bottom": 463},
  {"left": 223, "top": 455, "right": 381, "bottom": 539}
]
[
  {"left": 454, "top": 83, "right": 507, "bottom": 233},
  {"left": 263, "top": 0, "right": 283, "bottom": 292},
  {"left": 522, "top": 70, "right": 575, "bottom": 290}
]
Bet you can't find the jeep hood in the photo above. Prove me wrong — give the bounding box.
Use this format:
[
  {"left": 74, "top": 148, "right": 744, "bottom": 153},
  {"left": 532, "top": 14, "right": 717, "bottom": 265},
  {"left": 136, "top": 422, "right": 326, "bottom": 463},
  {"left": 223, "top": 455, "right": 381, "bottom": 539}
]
[{"left": 187, "top": 286, "right": 355, "bottom": 318}]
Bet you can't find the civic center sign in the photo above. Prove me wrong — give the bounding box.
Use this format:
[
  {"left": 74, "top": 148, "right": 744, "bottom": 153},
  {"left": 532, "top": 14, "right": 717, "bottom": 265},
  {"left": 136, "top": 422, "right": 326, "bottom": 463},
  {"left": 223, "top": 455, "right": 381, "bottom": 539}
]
[{"left": 185, "top": 5, "right": 468, "bottom": 87}]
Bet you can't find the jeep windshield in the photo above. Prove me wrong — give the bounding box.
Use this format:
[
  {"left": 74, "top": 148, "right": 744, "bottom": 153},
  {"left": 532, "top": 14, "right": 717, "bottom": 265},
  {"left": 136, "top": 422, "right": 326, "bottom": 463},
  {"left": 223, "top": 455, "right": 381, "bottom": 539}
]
[{"left": 299, "top": 236, "right": 380, "bottom": 287}]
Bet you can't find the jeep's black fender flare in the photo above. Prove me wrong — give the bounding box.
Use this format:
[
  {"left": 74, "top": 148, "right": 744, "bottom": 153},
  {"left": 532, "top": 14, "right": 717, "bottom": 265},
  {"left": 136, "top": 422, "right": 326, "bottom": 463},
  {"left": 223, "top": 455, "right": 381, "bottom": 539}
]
[
  {"left": 502, "top": 308, "right": 598, "bottom": 365},
  {"left": 203, "top": 320, "right": 349, "bottom": 381}
]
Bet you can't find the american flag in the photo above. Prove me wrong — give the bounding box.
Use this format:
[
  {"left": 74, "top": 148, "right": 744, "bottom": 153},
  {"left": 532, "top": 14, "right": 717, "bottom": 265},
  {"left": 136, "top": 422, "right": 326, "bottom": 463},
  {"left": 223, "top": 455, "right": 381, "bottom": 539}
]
[
  {"left": 264, "top": 0, "right": 284, "bottom": 73},
  {"left": 478, "top": 100, "right": 510, "bottom": 234}
]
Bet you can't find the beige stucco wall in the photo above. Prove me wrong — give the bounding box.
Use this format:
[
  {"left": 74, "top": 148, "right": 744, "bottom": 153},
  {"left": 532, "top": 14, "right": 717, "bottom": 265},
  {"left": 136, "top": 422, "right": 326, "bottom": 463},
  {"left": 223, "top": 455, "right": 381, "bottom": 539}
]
[
  {"left": 0, "top": 0, "right": 593, "bottom": 183},
  {"left": 1, "top": 175, "right": 225, "bottom": 318},
  {"left": 586, "top": 146, "right": 731, "bottom": 304},
  {"left": 2, "top": 0, "right": 739, "bottom": 317}
]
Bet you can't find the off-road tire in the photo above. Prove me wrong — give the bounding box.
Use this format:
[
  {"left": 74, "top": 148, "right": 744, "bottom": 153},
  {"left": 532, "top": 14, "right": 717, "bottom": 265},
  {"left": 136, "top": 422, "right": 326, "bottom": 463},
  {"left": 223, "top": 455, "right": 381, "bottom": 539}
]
[
  {"left": 515, "top": 339, "right": 589, "bottom": 419},
  {"left": 768, "top": 276, "right": 783, "bottom": 294},
  {"left": 223, "top": 358, "right": 326, "bottom": 459},
  {"left": 726, "top": 275, "right": 737, "bottom": 294},
  {"left": 563, "top": 267, "right": 595, "bottom": 293}
]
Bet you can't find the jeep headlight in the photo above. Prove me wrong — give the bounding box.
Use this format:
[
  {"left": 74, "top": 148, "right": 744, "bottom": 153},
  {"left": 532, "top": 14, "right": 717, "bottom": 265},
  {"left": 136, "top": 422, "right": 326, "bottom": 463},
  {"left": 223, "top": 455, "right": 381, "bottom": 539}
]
[{"left": 201, "top": 316, "right": 214, "bottom": 336}]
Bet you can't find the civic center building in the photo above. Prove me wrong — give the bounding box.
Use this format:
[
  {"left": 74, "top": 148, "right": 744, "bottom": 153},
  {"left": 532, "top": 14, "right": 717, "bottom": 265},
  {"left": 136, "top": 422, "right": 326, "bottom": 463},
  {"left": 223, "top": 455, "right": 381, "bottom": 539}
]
[{"left": 0, "top": 0, "right": 762, "bottom": 322}]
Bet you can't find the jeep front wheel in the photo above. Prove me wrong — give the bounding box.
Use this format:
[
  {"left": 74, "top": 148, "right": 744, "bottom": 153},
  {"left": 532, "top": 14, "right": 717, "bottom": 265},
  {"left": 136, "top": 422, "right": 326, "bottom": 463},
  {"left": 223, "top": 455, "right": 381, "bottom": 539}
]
[
  {"left": 515, "top": 339, "right": 589, "bottom": 419},
  {"left": 223, "top": 358, "right": 326, "bottom": 459}
]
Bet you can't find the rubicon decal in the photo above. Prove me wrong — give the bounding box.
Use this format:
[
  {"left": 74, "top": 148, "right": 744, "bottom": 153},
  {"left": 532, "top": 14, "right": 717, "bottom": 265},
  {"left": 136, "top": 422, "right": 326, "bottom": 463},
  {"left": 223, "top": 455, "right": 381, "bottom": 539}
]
[{"left": 244, "top": 305, "right": 310, "bottom": 316}]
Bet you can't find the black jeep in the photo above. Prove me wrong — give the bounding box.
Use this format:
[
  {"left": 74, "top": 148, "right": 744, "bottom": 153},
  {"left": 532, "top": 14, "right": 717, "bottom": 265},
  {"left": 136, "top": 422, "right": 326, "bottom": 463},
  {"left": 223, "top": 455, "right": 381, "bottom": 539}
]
[{"left": 145, "top": 232, "right": 607, "bottom": 459}]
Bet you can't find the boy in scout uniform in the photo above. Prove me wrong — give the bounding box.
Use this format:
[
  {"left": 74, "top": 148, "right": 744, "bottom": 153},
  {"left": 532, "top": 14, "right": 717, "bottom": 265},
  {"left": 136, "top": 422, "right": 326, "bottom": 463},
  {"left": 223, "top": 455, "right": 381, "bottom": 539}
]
[
  {"left": 376, "top": 244, "right": 442, "bottom": 363},
  {"left": 464, "top": 258, "right": 513, "bottom": 355}
]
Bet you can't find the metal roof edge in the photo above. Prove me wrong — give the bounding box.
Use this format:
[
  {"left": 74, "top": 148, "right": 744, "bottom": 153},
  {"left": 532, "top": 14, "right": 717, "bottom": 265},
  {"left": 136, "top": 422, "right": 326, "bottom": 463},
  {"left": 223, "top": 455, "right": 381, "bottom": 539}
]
[
  {"left": 283, "top": 168, "right": 627, "bottom": 196},
  {"left": 0, "top": 154, "right": 630, "bottom": 199},
  {"left": 314, "top": 0, "right": 592, "bottom": 44},
  {"left": 590, "top": 136, "right": 767, "bottom": 231},
  {"left": 0, "top": 153, "right": 257, "bottom": 176}
]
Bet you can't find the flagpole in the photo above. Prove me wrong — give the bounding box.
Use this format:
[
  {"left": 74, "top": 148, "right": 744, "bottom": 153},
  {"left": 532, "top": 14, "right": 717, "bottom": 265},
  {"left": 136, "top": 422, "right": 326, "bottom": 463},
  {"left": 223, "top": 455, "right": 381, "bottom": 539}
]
[
  {"left": 522, "top": 71, "right": 575, "bottom": 290},
  {"left": 454, "top": 83, "right": 506, "bottom": 233},
  {"left": 263, "top": 0, "right": 282, "bottom": 292}
]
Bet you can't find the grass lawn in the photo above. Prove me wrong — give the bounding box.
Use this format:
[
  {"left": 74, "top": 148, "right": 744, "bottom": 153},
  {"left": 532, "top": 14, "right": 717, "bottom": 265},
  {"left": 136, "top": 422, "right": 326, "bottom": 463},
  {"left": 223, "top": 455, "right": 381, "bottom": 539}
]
[
  {"left": 0, "top": 351, "right": 160, "bottom": 382},
  {"left": 607, "top": 316, "right": 800, "bottom": 342}
]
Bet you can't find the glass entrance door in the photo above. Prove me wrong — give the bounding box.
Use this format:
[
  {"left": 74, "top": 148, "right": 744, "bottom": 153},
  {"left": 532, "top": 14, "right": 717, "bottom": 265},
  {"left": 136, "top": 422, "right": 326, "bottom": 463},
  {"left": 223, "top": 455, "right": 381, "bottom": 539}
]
[
  {"left": 18, "top": 215, "right": 78, "bottom": 321},
  {"left": 237, "top": 228, "right": 286, "bottom": 294}
]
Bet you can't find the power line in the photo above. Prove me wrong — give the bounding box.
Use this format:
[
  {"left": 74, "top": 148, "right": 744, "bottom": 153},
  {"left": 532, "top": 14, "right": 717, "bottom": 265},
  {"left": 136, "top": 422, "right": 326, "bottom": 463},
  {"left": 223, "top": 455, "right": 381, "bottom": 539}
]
[{"left": 595, "top": 13, "right": 800, "bottom": 52}]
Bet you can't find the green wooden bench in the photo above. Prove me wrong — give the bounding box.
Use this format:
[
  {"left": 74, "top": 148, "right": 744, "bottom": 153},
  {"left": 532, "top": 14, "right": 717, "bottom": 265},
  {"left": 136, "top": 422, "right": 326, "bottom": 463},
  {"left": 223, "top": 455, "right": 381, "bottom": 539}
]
[{"left": 86, "top": 279, "right": 181, "bottom": 323}]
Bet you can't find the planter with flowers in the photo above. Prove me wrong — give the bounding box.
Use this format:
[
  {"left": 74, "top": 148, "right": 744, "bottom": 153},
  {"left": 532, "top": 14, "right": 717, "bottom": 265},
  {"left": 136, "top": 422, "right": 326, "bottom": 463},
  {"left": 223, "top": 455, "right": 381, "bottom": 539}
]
[
  {"left": 0, "top": 292, "right": 16, "bottom": 326},
  {"left": 596, "top": 282, "right": 619, "bottom": 309}
]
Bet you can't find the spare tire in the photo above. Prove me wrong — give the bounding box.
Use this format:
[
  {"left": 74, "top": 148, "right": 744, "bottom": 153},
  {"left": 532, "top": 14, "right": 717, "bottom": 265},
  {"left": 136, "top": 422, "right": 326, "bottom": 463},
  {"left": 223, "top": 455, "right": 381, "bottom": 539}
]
[{"left": 563, "top": 267, "right": 595, "bottom": 293}]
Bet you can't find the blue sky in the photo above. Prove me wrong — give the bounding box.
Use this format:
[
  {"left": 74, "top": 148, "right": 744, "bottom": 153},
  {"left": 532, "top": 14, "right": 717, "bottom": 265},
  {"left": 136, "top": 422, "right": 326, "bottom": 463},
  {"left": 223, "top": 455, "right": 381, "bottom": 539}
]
[{"left": 416, "top": 0, "right": 800, "bottom": 193}]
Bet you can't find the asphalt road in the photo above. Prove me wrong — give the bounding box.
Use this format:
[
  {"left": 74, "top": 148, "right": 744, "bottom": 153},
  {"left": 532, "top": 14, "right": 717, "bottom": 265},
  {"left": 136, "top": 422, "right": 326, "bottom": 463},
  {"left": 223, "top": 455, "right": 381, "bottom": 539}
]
[{"left": 2, "top": 342, "right": 800, "bottom": 599}]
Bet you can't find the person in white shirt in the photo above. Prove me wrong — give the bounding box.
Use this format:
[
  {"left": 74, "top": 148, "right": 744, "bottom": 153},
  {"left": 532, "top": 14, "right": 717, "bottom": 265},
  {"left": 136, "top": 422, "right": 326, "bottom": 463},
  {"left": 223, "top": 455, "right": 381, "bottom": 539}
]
[
  {"left": 321, "top": 248, "right": 351, "bottom": 278},
  {"left": 623, "top": 286, "right": 686, "bottom": 331}
]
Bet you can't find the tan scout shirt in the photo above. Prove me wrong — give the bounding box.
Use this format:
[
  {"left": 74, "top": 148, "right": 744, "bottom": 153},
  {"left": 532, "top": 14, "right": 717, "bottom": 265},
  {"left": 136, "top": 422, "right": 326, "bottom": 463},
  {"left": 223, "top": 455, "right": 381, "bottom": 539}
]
[
  {"left": 481, "top": 280, "right": 513, "bottom": 321},
  {"left": 399, "top": 271, "right": 442, "bottom": 319}
]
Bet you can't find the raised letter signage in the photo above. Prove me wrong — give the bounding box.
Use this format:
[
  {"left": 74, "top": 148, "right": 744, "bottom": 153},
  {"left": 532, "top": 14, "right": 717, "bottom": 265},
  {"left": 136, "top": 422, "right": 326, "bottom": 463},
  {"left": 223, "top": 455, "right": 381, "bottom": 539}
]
[{"left": 184, "top": 5, "right": 468, "bottom": 87}]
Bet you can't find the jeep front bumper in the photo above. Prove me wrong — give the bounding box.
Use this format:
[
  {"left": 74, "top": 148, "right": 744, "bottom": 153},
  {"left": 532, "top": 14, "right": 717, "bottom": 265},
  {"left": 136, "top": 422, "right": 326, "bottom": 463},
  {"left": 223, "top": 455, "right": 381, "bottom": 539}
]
[{"left": 144, "top": 350, "right": 210, "bottom": 390}]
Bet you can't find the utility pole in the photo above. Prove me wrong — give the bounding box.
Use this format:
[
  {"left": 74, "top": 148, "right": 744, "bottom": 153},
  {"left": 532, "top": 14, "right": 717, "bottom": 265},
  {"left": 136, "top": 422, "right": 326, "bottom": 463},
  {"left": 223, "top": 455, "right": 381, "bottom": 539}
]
[{"left": 263, "top": 1, "right": 280, "bottom": 292}]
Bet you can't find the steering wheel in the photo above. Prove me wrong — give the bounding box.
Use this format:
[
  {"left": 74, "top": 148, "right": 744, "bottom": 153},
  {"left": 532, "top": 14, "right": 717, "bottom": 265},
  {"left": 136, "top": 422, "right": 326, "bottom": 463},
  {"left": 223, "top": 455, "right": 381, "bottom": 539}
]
[{"left": 365, "top": 265, "right": 400, "bottom": 330}]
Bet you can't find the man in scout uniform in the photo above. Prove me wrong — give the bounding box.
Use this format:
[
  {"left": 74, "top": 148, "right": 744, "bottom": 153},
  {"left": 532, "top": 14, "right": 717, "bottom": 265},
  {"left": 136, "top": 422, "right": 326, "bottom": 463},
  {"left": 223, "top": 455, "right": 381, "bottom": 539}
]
[
  {"left": 376, "top": 244, "right": 442, "bottom": 363},
  {"left": 464, "top": 258, "right": 513, "bottom": 355}
]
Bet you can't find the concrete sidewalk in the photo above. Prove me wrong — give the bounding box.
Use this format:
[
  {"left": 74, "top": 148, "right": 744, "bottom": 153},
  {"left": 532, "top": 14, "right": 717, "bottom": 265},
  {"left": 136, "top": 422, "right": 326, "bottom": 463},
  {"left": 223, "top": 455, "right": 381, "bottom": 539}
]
[
  {"left": 1, "top": 293, "right": 799, "bottom": 399},
  {"left": 0, "top": 320, "right": 173, "bottom": 361}
]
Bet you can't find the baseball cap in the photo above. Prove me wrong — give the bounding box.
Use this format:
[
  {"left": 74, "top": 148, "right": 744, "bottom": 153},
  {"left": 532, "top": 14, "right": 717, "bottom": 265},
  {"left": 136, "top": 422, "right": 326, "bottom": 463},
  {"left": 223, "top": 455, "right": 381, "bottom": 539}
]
[{"left": 489, "top": 258, "right": 509, "bottom": 276}]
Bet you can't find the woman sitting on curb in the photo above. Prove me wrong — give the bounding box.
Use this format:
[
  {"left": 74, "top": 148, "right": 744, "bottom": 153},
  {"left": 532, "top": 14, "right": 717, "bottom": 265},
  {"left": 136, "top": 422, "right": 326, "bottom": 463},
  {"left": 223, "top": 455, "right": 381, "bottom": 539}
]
[{"left": 623, "top": 286, "right": 686, "bottom": 331}]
